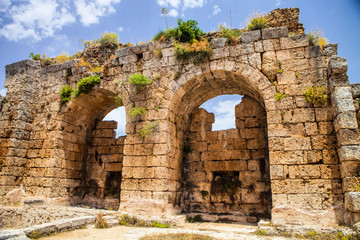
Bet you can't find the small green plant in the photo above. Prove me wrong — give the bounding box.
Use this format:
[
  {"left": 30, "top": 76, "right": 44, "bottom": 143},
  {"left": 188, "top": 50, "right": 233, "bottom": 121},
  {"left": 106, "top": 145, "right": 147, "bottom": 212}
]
[
  {"left": 29, "top": 52, "right": 41, "bottom": 60},
  {"left": 137, "top": 123, "right": 157, "bottom": 138},
  {"left": 255, "top": 230, "right": 267, "bottom": 236},
  {"left": 275, "top": 92, "right": 288, "bottom": 101},
  {"left": 154, "top": 106, "right": 159, "bottom": 111},
  {"left": 308, "top": 30, "right": 327, "bottom": 49},
  {"left": 356, "top": 184, "right": 360, "bottom": 192},
  {"left": 154, "top": 75, "right": 161, "bottom": 80},
  {"left": 151, "top": 221, "right": 170, "bottom": 228},
  {"left": 295, "top": 71, "right": 299, "bottom": 78},
  {"left": 130, "top": 107, "right": 147, "bottom": 118},
  {"left": 59, "top": 85, "right": 74, "bottom": 104},
  {"left": 99, "top": 32, "right": 119, "bottom": 49},
  {"left": 280, "top": 110, "right": 285, "bottom": 123},
  {"left": 74, "top": 75, "right": 101, "bottom": 97},
  {"left": 114, "top": 95, "right": 123, "bottom": 107},
  {"left": 95, "top": 213, "right": 109, "bottom": 229},
  {"left": 247, "top": 12, "right": 268, "bottom": 31},
  {"left": 43, "top": 58, "right": 54, "bottom": 66},
  {"left": 277, "top": 69, "right": 283, "bottom": 74},
  {"left": 303, "top": 85, "right": 328, "bottom": 106},
  {"left": 219, "top": 24, "right": 242, "bottom": 43},
  {"left": 129, "top": 74, "right": 152, "bottom": 91}
]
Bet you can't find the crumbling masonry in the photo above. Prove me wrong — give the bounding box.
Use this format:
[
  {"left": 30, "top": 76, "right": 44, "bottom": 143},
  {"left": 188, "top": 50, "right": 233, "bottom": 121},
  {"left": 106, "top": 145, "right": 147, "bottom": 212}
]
[{"left": 1, "top": 8, "right": 360, "bottom": 228}]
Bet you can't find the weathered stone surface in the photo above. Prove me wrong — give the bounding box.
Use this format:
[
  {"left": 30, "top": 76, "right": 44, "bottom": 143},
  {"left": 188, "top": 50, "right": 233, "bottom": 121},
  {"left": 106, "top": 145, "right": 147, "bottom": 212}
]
[
  {"left": 211, "top": 38, "right": 227, "bottom": 49},
  {"left": 338, "top": 146, "right": 360, "bottom": 162},
  {"left": 241, "top": 30, "right": 261, "bottom": 43},
  {"left": 345, "top": 192, "right": 360, "bottom": 212},
  {"left": 262, "top": 27, "right": 288, "bottom": 39},
  {"left": 329, "top": 56, "right": 348, "bottom": 75}
]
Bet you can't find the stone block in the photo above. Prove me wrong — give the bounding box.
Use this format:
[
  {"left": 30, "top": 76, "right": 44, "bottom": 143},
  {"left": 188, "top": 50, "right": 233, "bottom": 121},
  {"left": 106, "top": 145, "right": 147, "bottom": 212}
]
[
  {"left": 338, "top": 145, "right": 360, "bottom": 162},
  {"left": 270, "top": 165, "right": 285, "bottom": 179},
  {"left": 306, "top": 150, "right": 323, "bottom": 164},
  {"left": 334, "top": 112, "right": 358, "bottom": 132},
  {"left": 288, "top": 165, "right": 321, "bottom": 179},
  {"left": 269, "top": 150, "right": 305, "bottom": 165},
  {"left": 262, "top": 39, "right": 280, "bottom": 51},
  {"left": 277, "top": 71, "right": 297, "bottom": 85},
  {"left": 241, "top": 30, "right": 261, "bottom": 43},
  {"left": 337, "top": 129, "right": 360, "bottom": 146},
  {"left": 329, "top": 56, "right": 348, "bottom": 75},
  {"left": 322, "top": 43, "right": 338, "bottom": 56},
  {"left": 280, "top": 34, "right": 309, "bottom": 49},
  {"left": 305, "top": 46, "right": 321, "bottom": 58},
  {"left": 341, "top": 161, "right": 360, "bottom": 177},
  {"left": 284, "top": 136, "right": 311, "bottom": 151},
  {"left": 262, "top": 27, "right": 288, "bottom": 39},
  {"left": 211, "top": 38, "right": 226, "bottom": 48},
  {"left": 283, "top": 108, "right": 315, "bottom": 123},
  {"left": 318, "top": 122, "right": 334, "bottom": 135},
  {"left": 96, "top": 121, "right": 118, "bottom": 129},
  {"left": 345, "top": 192, "right": 360, "bottom": 212}
]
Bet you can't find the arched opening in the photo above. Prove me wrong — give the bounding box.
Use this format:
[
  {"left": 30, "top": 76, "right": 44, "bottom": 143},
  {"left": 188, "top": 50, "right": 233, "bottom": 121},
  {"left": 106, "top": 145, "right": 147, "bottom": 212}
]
[
  {"left": 168, "top": 68, "right": 273, "bottom": 224},
  {"left": 59, "top": 88, "right": 127, "bottom": 209}
]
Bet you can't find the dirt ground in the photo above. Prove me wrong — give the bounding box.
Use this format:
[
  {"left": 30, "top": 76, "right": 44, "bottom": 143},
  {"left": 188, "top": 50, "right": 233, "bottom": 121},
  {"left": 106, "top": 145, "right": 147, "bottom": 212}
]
[{"left": 41, "top": 222, "right": 294, "bottom": 240}]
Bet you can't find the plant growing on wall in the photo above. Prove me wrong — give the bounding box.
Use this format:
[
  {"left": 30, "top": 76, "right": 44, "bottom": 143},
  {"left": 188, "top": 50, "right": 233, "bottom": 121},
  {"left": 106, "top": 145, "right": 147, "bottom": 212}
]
[
  {"left": 308, "top": 30, "right": 327, "bottom": 49},
  {"left": 114, "top": 95, "right": 123, "bottom": 107},
  {"left": 74, "top": 75, "right": 101, "bottom": 97},
  {"left": 219, "top": 24, "right": 242, "bottom": 43},
  {"left": 129, "top": 74, "right": 152, "bottom": 92},
  {"left": 174, "top": 38, "right": 212, "bottom": 64},
  {"left": 247, "top": 12, "right": 268, "bottom": 31},
  {"left": 137, "top": 123, "right": 157, "bottom": 138},
  {"left": 29, "top": 52, "right": 41, "bottom": 60},
  {"left": 303, "top": 85, "right": 328, "bottom": 106},
  {"left": 275, "top": 92, "right": 288, "bottom": 101},
  {"left": 130, "top": 107, "right": 147, "bottom": 118},
  {"left": 59, "top": 85, "right": 74, "bottom": 104},
  {"left": 99, "top": 32, "right": 119, "bottom": 49}
]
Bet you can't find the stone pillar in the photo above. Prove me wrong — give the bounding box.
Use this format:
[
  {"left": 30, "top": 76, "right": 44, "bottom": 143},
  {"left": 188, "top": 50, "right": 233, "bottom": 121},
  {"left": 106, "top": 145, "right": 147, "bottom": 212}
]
[
  {"left": 329, "top": 56, "right": 360, "bottom": 225},
  {"left": 0, "top": 60, "right": 40, "bottom": 200}
]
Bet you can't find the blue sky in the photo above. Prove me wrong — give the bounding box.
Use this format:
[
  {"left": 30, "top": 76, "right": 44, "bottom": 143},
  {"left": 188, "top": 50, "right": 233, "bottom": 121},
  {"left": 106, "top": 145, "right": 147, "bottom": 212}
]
[{"left": 0, "top": 0, "right": 359, "bottom": 135}]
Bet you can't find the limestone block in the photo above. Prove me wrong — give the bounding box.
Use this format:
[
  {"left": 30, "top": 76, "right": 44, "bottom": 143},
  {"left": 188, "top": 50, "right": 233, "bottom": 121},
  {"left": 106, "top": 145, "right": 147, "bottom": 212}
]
[
  {"left": 288, "top": 165, "right": 321, "bottom": 179},
  {"left": 254, "top": 41, "right": 264, "bottom": 52},
  {"left": 105, "top": 163, "right": 122, "bottom": 172},
  {"left": 283, "top": 108, "right": 315, "bottom": 123},
  {"left": 210, "top": 47, "right": 229, "bottom": 60},
  {"left": 211, "top": 38, "right": 226, "bottom": 49},
  {"left": 247, "top": 53, "right": 261, "bottom": 70},
  {"left": 241, "top": 30, "right": 261, "bottom": 43},
  {"left": 305, "top": 122, "right": 318, "bottom": 136},
  {"left": 271, "top": 179, "right": 342, "bottom": 194},
  {"left": 284, "top": 136, "right": 311, "bottom": 151},
  {"left": 318, "top": 122, "right": 334, "bottom": 135},
  {"left": 96, "top": 121, "right": 118, "bottom": 129},
  {"left": 338, "top": 146, "right": 360, "bottom": 162},
  {"left": 337, "top": 129, "right": 360, "bottom": 146},
  {"left": 334, "top": 112, "right": 358, "bottom": 132},
  {"left": 341, "top": 161, "right": 360, "bottom": 178},
  {"left": 306, "top": 150, "right": 323, "bottom": 164},
  {"left": 305, "top": 46, "right": 321, "bottom": 58},
  {"left": 329, "top": 56, "right": 348, "bottom": 75},
  {"left": 315, "top": 107, "right": 335, "bottom": 122},
  {"left": 241, "top": 189, "right": 261, "bottom": 204},
  {"left": 276, "top": 50, "right": 291, "bottom": 61},
  {"left": 280, "top": 34, "right": 309, "bottom": 49},
  {"left": 322, "top": 43, "right": 338, "bottom": 56},
  {"left": 240, "top": 171, "right": 262, "bottom": 186},
  {"left": 269, "top": 150, "right": 305, "bottom": 165},
  {"left": 272, "top": 194, "right": 287, "bottom": 207},
  {"left": 345, "top": 192, "right": 360, "bottom": 212},
  {"left": 277, "top": 71, "right": 297, "bottom": 85},
  {"left": 287, "top": 193, "right": 323, "bottom": 210},
  {"left": 270, "top": 165, "right": 285, "bottom": 179},
  {"left": 322, "top": 149, "right": 338, "bottom": 164},
  {"left": 262, "top": 39, "right": 280, "bottom": 52}
]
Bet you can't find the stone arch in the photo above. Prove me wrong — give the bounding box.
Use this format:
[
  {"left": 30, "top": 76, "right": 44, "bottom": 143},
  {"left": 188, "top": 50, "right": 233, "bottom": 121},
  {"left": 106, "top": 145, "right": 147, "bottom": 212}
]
[
  {"left": 167, "top": 64, "right": 274, "bottom": 222},
  {"left": 55, "top": 87, "right": 128, "bottom": 208}
]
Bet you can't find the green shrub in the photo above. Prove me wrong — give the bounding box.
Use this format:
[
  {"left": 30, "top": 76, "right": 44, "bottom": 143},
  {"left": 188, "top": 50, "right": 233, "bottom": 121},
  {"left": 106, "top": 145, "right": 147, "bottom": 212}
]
[
  {"left": 219, "top": 24, "right": 242, "bottom": 43},
  {"left": 153, "top": 19, "right": 204, "bottom": 44},
  {"left": 29, "top": 52, "right": 41, "bottom": 60},
  {"left": 114, "top": 95, "right": 123, "bottom": 107},
  {"left": 275, "top": 92, "right": 287, "bottom": 101},
  {"left": 59, "top": 85, "right": 74, "bottom": 104},
  {"left": 247, "top": 13, "right": 268, "bottom": 31},
  {"left": 74, "top": 75, "right": 101, "bottom": 97},
  {"left": 118, "top": 214, "right": 138, "bottom": 226},
  {"left": 95, "top": 213, "right": 109, "bottom": 229},
  {"left": 43, "top": 58, "right": 54, "bottom": 66},
  {"left": 99, "top": 32, "right": 119, "bottom": 48},
  {"left": 130, "top": 107, "right": 147, "bottom": 118},
  {"left": 129, "top": 74, "right": 152, "bottom": 86},
  {"left": 137, "top": 123, "right": 157, "bottom": 138},
  {"left": 186, "top": 214, "right": 202, "bottom": 223},
  {"left": 174, "top": 38, "right": 212, "bottom": 64},
  {"left": 303, "top": 86, "right": 328, "bottom": 106},
  {"left": 27, "top": 230, "right": 42, "bottom": 239}
]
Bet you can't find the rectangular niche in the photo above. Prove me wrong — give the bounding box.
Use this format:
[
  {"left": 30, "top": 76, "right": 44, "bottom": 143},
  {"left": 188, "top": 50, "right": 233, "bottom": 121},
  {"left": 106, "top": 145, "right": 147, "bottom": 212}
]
[
  {"left": 210, "top": 171, "right": 241, "bottom": 204},
  {"left": 104, "top": 171, "right": 122, "bottom": 198}
]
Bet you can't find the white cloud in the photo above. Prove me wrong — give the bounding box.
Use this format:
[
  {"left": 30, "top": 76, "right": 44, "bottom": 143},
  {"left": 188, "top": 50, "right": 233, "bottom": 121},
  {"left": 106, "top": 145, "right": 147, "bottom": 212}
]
[
  {"left": 156, "top": 0, "right": 206, "bottom": 17},
  {"left": 275, "top": 0, "right": 281, "bottom": 7},
  {"left": 168, "top": 8, "right": 179, "bottom": 17},
  {"left": 0, "top": 0, "right": 10, "bottom": 12},
  {"left": 74, "top": 0, "right": 121, "bottom": 26},
  {"left": 103, "top": 106, "right": 127, "bottom": 137},
  {"left": 118, "top": 26, "right": 124, "bottom": 32},
  {"left": 212, "top": 4, "right": 220, "bottom": 15},
  {"left": 201, "top": 96, "right": 242, "bottom": 131},
  {"left": 0, "top": 0, "right": 75, "bottom": 42},
  {"left": 0, "top": 88, "right": 7, "bottom": 96}
]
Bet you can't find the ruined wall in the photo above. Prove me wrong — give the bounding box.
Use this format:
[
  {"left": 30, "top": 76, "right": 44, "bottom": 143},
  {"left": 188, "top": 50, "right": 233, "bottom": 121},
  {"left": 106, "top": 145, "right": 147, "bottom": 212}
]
[
  {"left": 1, "top": 8, "right": 360, "bottom": 227},
  {"left": 84, "top": 120, "right": 124, "bottom": 209},
  {"left": 181, "top": 96, "right": 271, "bottom": 223}
]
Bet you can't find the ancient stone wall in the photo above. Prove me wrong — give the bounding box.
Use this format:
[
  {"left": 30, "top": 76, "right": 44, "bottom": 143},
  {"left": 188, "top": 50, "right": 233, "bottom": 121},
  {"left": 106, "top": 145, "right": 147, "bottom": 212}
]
[
  {"left": 1, "top": 8, "right": 360, "bottom": 227},
  {"left": 180, "top": 96, "right": 271, "bottom": 223}
]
